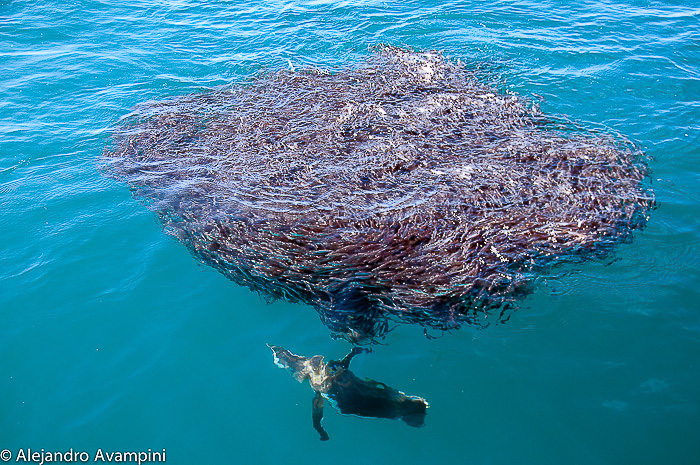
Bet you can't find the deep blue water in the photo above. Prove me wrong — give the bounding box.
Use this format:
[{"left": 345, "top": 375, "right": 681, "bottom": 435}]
[{"left": 1, "top": 1, "right": 699, "bottom": 464}]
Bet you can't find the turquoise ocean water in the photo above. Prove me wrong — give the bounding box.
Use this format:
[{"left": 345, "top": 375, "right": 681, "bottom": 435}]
[{"left": 1, "top": 1, "right": 699, "bottom": 463}]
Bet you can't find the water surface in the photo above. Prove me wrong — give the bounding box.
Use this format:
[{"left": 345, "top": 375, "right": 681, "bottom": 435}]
[{"left": 1, "top": 1, "right": 699, "bottom": 464}]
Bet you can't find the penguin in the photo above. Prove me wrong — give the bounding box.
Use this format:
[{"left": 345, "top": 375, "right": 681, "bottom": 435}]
[{"left": 268, "top": 344, "right": 428, "bottom": 441}]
